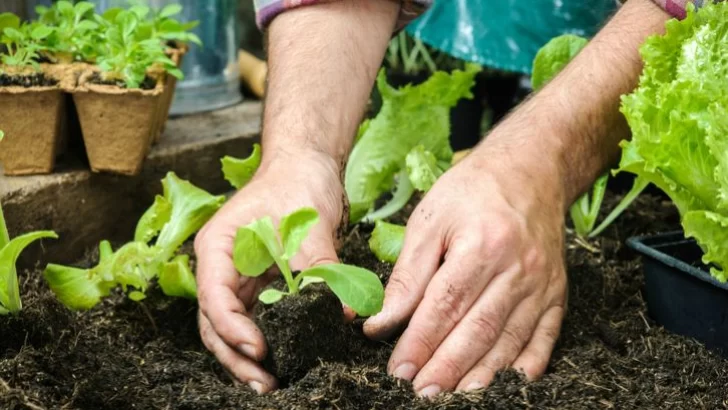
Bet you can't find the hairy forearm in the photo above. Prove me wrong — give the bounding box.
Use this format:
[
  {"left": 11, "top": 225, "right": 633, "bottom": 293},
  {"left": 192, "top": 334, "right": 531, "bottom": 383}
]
[
  {"left": 475, "top": 0, "right": 670, "bottom": 209},
  {"left": 262, "top": 1, "right": 398, "bottom": 169}
]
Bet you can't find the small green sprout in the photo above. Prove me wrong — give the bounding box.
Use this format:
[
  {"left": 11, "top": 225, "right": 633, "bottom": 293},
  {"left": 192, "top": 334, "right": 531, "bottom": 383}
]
[
  {"left": 0, "top": 15, "right": 52, "bottom": 70},
  {"left": 233, "top": 208, "right": 385, "bottom": 316},
  {"left": 34, "top": 1, "right": 99, "bottom": 62},
  {"left": 0, "top": 202, "right": 57, "bottom": 315}
]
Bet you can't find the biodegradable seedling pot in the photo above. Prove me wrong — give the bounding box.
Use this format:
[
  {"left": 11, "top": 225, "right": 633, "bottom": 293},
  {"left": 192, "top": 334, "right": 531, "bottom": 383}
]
[
  {"left": 152, "top": 43, "right": 189, "bottom": 143},
  {"left": 627, "top": 232, "right": 728, "bottom": 357},
  {"left": 0, "top": 70, "right": 67, "bottom": 176},
  {"left": 72, "top": 71, "right": 164, "bottom": 176}
]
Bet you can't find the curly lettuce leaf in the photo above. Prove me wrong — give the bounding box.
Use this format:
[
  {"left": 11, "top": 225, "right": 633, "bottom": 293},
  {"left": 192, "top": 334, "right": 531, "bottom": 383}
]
[
  {"left": 531, "top": 34, "right": 588, "bottom": 90},
  {"left": 155, "top": 172, "right": 226, "bottom": 256},
  {"left": 369, "top": 220, "right": 405, "bottom": 263},
  {"left": 158, "top": 254, "right": 197, "bottom": 299},
  {"left": 221, "top": 143, "right": 261, "bottom": 190},
  {"left": 345, "top": 64, "right": 480, "bottom": 223},
  {"left": 406, "top": 145, "right": 446, "bottom": 192},
  {"left": 617, "top": 2, "right": 728, "bottom": 281},
  {"left": 0, "top": 230, "right": 58, "bottom": 314}
]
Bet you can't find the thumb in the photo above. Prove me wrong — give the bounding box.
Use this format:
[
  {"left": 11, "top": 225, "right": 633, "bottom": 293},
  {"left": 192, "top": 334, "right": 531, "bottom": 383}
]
[{"left": 363, "top": 225, "right": 442, "bottom": 341}]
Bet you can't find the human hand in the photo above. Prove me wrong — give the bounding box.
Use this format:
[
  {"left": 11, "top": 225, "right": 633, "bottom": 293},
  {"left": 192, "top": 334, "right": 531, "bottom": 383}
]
[
  {"left": 364, "top": 150, "right": 568, "bottom": 396},
  {"left": 194, "top": 149, "right": 347, "bottom": 394}
]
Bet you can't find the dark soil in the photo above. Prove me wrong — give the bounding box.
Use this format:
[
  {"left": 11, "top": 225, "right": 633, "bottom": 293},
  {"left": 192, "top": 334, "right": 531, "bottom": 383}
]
[
  {"left": 89, "top": 73, "right": 157, "bottom": 90},
  {"left": 0, "top": 73, "right": 58, "bottom": 88},
  {"left": 2, "top": 194, "right": 728, "bottom": 409}
]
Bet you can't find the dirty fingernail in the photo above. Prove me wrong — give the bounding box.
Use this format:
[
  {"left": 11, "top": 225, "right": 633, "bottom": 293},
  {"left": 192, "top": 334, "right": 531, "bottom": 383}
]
[
  {"left": 248, "top": 381, "right": 264, "bottom": 394},
  {"left": 418, "top": 384, "right": 442, "bottom": 398},
  {"left": 391, "top": 362, "right": 418, "bottom": 381},
  {"left": 239, "top": 344, "right": 257, "bottom": 359},
  {"left": 465, "top": 382, "right": 484, "bottom": 391}
]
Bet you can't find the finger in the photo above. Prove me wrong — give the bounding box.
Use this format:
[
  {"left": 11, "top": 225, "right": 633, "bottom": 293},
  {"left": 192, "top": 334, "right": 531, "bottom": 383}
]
[
  {"left": 196, "top": 233, "right": 267, "bottom": 361},
  {"left": 384, "top": 245, "right": 498, "bottom": 382},
  {"left": 405, "top": 270, "right": 524, "bottom": 394},
  {"left": 199, "top": 313, "right": 277, "bottom": 394},
  {"left": 454, "top": 298, "right": 543, "bottom": 392},
  {"left": 511, "top": 305, "right": 564, "bottom": 380},
  {"left": 290, "top": 219, "right": 340, "bottom": 271},
  {"left": 363, "top": 219, "right": 443, "bottom": 341}
]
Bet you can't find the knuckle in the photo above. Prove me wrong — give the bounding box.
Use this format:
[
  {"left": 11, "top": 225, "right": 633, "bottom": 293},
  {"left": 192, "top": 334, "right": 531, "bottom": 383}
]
[
  {"left": 428, "top": 285, "right": 468, "bottom": 325},
  {"left": 467, "top": 311, "right": 501, "bottom": 345},
  {"left": 523, "top": 248, "right": 548, "bottom": 274},
  {"left": 434, "top": 356, "right": 467, "bottom": 383}
]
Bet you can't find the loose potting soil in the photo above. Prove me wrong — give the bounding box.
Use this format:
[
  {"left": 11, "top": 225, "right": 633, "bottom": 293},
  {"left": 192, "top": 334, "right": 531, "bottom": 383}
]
[
  {"left": 0, "top": 73, "right": 57, "bottom": 88},
  {"left": 88, "top": 72, "right": 157, "bottom": 90},
  {"left": 2, "top": 194, "right": 727, "bottom": 409}
]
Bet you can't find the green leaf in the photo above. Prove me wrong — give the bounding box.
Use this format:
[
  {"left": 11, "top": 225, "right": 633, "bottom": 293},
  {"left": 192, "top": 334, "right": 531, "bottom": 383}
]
[
  {"left": 0, "top": 13, "right": 20, "bottom": 32},
  {"left": 258, "top": 288, "right": 286, "bottom": 304},
  {"left": 531, "top": 34, "right": 588, "bottom": 90},
  {"left": 43, "top": 264, "right": 113, "bottom": 311},
  {"left": 158, "top": 255, "right": 197, "bottom": 299},
  {"left": 135, "top": 195, "right": 172, "bottom": 243},
  {"left": 300, "top": 276, "right": 324, "bottom": 289},
  {"left": 298, "top": 264, "right": 384, "bottom": 316},
  {"left": 279, "top": 208, "right": 319, "bottom": 260},
  {"left": 221, "top": 144, "right": 262, "bottom": 189},
  {"left": 154, "top": 172, "right": 226, "bottom": 256},
  {"left": 159, "top": 4, "right": 183, "bottom": 19},
  {"left": 369, "top": 221, "right": 405, "bottom": 263},
  {"left": 0, "top": 231, "right": 58, "bottom": 314},
  {"left": 345, "top": 65, "right": 479, "bottom": 223},
  {"left": 615, "top": 2, "right": 728, "bottom": 281},
  {"left": 74, "top": 2, "right": 95, "bottom": 17},
  {"left": 128, "top": 290, "right": 147, "bottom": 301},
  {"left": 405, "top": 145, "right": 444, "bottom": 192},
  {"left": 0, "top": 130, "right": 4, "bottom": 141},
  {"left": 233, "top": 217, "right": 277, "bottom": 277}
]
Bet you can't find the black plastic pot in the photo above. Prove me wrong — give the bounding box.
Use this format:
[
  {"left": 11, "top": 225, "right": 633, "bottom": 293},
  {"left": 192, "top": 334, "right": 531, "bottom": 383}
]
[{"left": 627, "top": 232, "right": 728, "bottom": 356}]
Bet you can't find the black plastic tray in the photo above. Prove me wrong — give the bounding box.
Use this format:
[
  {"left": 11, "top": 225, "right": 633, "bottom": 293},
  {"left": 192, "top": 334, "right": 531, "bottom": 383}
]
[{"left": 627, "top": 232, "right": 728, "bottom": 356}]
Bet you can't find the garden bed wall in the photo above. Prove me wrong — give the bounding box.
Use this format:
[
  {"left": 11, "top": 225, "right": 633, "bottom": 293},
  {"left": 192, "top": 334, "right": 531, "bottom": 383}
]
[{"left": 0, "top": 101, "right": 261, "bottom": 267}]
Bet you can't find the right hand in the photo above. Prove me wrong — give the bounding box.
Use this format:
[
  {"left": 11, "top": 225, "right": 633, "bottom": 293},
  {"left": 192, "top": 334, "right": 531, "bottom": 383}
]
[{"left": 194, "top": 149, "right": 346, "bottom": 394}]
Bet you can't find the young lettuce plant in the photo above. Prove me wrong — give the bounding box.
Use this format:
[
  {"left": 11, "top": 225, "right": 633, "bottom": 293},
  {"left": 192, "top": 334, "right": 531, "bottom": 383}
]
[
  {"left": 0, "top": 202, "right": 57, "bottom": 315},
  {"left": 345, "top": 64, "right": 480, "bottom": 223},
  {"left": 234, "top": 208, "right": 384, "bottom": 316},
  {"left": 43, "top": 172, "right": 225, "bottom": 309},
  {"left": 0, "top": 15, "right": 53, "bottom": 70},
  {"left": 616, "top": 3, "right": 728, "bottom": 282},
  {"left": 34, "top": 1, "right": 99, "bottom": 63},
  {"left": 531, "top": 34, "right": 649, "bottom": 239},
  {"left": 94, "top": 9, "right": 182, "bottom": 88},
  {"left": 99, "top": 3, "right": 201, "bottom": 47}
]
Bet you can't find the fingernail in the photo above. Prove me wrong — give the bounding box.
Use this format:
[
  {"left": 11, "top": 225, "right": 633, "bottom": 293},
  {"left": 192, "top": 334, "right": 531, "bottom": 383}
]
[
  {"left": 391, "top": 362, "right": 418, "bottom": 381},
  {"left": 417, "top": 384, "right": 442, "bottom": 398},
  {"left": 465, "top": 382, "right": 484, "bottom": 391},
  {"left": 248, "top": 381, "right": 264, "bottom": 394},
  {"left": 239, "top": 344, "right": 257, "bottom": 359}
]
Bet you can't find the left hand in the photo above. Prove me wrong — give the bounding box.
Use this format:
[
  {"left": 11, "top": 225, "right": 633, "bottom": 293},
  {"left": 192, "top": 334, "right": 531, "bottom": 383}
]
[{"left": 363, "top": 149, "right": 568, "bottom": 396}]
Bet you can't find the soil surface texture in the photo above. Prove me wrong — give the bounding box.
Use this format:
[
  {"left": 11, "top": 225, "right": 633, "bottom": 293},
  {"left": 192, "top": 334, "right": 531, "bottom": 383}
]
[
  {"left": 2, "top": 195, "right": 728, "bottom": 409},
  {"left": 89, "top": 73, "right": 157, "bottom": 90},
  {"left": 0, "top": 73, "right": 58, "bottom": 88}
]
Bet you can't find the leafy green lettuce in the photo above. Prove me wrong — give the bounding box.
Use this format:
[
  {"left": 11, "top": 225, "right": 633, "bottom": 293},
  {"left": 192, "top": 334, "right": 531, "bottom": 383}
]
[
  {"left": 44, "top": 173, "right": 225, "bottom": 309},
  {"left": 617, "top": 3, "right": 728, "bottom": 281},
  {"left": 0, "top": 203, "right": 57, "bottom": 315},
  {"left": 345, "top": 64, "right": 480, "bottom": 223}
]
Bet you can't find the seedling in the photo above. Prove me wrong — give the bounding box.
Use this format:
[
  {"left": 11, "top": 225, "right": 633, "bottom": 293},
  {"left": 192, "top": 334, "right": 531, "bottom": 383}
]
[
  {"left": 346, "top": 65, "right": 480, "bottom": 223},
  {"left": 94, "top": 9, "right": 182, "bottom": 88},
  {"left": 44, "top": 172, "right": 225, "bottom": 309},
  {"left": 0, "top": 15, "right": 52, "bottom": 70},
  {"left": 532, "top": 34, "right": 648, "bottom": 238},
  {"left": 0, "top": 202, "right": 57, "bottom": 315},
  {"left": 100, "top": 3, "right": 201, "bottom": 47},
  {"left": 34, "top": 1, "right": 99, "bottom": 62},
  {"left": 233, "top": 208, "right": 384, "bottom": 316},
  {"left": 221, "top": 143, "right": 261, "bottom": 189},
  {"left": 369, "top": 220, "right": 405, "bottom": 263}
]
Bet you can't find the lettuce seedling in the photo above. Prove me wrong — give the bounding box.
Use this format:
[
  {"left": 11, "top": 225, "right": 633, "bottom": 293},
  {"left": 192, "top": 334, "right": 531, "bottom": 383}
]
[
  {"left": 0, "top": 15, "right": 52, "bottom": 70},
  {"left": 44, "top": 172, "right": 225, "bottom": 309},
  {"left": 369, "top": 220, "right": 405, "bottom": 264},
  {"left": 234, "top": 208, "right": 384, "bottom": 316},
  {"left": 100, "top": 3, "right": 201, "bottom": 47},
  {"left": 345, "top": 64, "right": 480, "bottom": 223},
  {"left": 0, "top": 202, "right": 57, "bottom": 315},
  {"left": 532, "top": 34, "right": 649, "bottom": 239},
  {"left": 34, "top": 1, "right": 99, "bottom": 62},
  {"left": 94, "top": 9, "right": 182, "bottom": 88},
  {"left": 221, "top": 143, "right": 261, "bottom": 189},
  {"left": 615, "top": 3, "right": 728, "bottom": 281}
]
